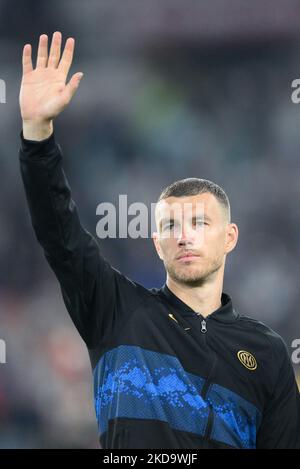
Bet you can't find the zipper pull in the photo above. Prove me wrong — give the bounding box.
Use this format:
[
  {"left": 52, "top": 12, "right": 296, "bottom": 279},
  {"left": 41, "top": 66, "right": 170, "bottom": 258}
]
[{"left": 201, "top": 320, "right": 207, "bottom": 333}]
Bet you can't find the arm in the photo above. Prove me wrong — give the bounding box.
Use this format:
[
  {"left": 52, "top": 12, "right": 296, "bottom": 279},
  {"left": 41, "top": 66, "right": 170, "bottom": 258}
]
[
  {"left": 19, "top": 33, "right": 141, "bottom": 348},
  {"left": 256, "top": 339, "right": 300, "bottom": 449}
]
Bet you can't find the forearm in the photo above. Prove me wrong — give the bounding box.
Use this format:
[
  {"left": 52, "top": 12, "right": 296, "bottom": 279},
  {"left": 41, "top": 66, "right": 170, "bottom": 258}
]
[{"left": 19, "top": 130, "right": 84, "bottom": 258}]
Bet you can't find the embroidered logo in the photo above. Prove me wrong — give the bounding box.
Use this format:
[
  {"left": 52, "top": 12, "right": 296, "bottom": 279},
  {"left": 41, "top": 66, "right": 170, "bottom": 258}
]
[
  {"left": 168, "top": 313, "right": 190, "bottom": 331},
  {"left": 168, "top": 313, "right": 179, "bottom": 324},
  {"left": 237, "top": 350, "right": 257, "bottom": 371}
]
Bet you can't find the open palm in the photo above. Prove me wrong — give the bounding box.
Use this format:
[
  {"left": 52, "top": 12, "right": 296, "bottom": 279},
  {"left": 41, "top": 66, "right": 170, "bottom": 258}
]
[{"left": 20, "top": 32, "right": 83, "bottom": 122}]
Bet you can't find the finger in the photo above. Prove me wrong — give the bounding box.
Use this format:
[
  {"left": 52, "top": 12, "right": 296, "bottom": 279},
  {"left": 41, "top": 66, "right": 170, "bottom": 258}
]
[
  {"left": 22, "top": 44, "right": 33, "bottom": 75},
  {"left": 36, "top": 34, "right": 48, "bottom": 68},
  {"left": 62, "top": 72, "right": 83, "bottom": 103},
  {"left": 48, "top": 31, "right": 62, "bottom": 68},
  {"left": 58, "top": 37, "right": 75, "bottom": 78}
]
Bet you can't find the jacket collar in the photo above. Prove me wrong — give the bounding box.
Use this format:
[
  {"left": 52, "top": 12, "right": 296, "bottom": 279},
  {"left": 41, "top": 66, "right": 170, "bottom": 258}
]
[{"left": 158, "top": 283, "right": 239, "bottom": 323}]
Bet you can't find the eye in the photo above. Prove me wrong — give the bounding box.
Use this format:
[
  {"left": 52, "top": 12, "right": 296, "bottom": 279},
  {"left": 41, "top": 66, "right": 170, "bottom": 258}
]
[
  {"left": 193, "top": 219, "right": 207, "bottom": 226},
  {"left": 162, "top": 221, "right": 175, "bottom": 231}
]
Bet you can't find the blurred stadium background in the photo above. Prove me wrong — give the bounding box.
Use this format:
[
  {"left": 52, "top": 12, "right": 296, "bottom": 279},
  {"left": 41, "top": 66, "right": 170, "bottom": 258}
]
[{"left": 0, "top": 0, "right": 300, "bottom": 448}]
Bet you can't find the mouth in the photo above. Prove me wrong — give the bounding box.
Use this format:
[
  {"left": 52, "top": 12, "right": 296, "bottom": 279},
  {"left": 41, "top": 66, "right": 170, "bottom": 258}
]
[{"left": 177, "top": 252, "right": 200, "bottom": 262}]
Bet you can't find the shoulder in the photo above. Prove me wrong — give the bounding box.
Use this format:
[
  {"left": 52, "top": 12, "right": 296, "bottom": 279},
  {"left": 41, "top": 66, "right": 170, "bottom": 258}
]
[{"left": 237, "top": 313, "right": 290, "bottom": 361}]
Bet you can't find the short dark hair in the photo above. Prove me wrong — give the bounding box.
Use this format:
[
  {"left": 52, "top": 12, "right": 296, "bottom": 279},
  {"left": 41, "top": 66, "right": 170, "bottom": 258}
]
[{"left": 157, "top": 178, "right": 231, "bottom": 222}]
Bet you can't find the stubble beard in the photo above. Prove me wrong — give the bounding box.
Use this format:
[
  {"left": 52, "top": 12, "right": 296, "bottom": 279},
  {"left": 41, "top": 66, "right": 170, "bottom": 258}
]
[{"left": 165, "top": 255, "right": 224, "bottom": 287}]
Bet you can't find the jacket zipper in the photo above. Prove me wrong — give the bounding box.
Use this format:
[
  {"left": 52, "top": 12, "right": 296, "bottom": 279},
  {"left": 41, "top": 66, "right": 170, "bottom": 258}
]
[
  {"left": 196, "top": 314, "right": 216, "bottom": 441},
  {"left": 204, "top": 404, "right": 214, "bottom": 440},
  {"left": 169, "top": 310, "right": 216, "bottom": 439}
]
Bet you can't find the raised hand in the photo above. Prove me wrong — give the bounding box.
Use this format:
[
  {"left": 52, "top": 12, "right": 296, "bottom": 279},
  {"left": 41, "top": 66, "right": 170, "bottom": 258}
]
[{"left": 19, "top": 32, "right": 83, "bottom": 140}]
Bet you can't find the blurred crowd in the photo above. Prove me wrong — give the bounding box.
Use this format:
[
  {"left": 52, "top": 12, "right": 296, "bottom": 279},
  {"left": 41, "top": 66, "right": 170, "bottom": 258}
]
[{"left": 0, "top": 0, "right": 300, "bottom": 448}]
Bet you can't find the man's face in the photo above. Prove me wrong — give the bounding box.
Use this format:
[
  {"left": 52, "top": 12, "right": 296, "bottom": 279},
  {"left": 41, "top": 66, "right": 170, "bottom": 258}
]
[{"left": 152, "top": 193, "right": 238, "bottom": 286}]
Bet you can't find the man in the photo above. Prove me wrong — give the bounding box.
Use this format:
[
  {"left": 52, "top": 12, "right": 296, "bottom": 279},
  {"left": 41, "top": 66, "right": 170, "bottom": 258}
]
[{"left": 19, "top": 32, "right": 300, "bottom": 449}]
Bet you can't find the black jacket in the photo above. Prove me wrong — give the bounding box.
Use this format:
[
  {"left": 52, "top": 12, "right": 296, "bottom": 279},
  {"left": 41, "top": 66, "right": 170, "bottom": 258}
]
[{"left": 19, "top": 131, "right": 300, "bottom": 449}]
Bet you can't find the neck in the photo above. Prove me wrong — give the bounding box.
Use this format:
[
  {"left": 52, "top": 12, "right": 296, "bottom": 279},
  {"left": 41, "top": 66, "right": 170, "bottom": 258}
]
[{"left": 166, "top": 268, "right": 224, "bottom": 317}]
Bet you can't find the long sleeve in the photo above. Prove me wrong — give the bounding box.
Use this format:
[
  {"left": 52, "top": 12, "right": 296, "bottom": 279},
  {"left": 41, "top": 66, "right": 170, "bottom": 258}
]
[
  {"left": 19, "top": 131, "right": 141, "bottom": 349},
  {"left": 256, "top": 338, "right": 300, "bottom": 448}
]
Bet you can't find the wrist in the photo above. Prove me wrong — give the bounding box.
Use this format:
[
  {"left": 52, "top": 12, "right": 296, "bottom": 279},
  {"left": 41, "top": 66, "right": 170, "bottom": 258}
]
[{"left": 22, "top": 120, "right": 53, "bottom": 141}]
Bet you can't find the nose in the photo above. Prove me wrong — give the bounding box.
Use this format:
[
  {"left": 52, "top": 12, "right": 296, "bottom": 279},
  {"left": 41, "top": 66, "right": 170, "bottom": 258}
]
[{"left": 177, "top": 223, "right": 195, "bottom": 246}]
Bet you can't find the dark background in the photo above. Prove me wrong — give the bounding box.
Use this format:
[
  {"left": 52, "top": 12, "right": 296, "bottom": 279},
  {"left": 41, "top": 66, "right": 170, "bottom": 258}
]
[{"left": 0, "top": 0, "right": 299, "bottom": 448}]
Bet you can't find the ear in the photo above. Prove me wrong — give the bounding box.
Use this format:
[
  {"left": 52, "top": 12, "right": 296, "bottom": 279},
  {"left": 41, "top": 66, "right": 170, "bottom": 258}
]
[
  {"left": 225, "top": 223, "right": 239, "bottom": 254},
  {"left": 152, "top": 231, "right": 163, "bottom": 260}
]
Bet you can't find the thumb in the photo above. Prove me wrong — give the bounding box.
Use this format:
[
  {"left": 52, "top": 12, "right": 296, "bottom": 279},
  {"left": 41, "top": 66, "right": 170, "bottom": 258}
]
[{"left": 62, "top": 72, "right": 84, "bottom": 103}]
